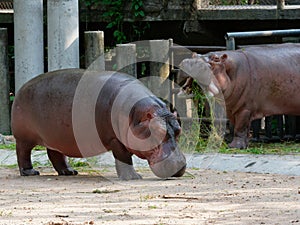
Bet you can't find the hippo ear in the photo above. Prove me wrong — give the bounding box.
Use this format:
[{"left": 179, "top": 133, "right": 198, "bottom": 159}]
[
  {"left": 146, "top": 112, "right": 154, "bottom": 121},
  {"left": 137, "top": 112, "right": 154, "bottom": 125},
  {"left": 221, "top": 54, "right": 228, "bottom": 62}
]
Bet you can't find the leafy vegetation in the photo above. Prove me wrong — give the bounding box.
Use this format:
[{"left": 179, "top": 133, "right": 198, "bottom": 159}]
[{"left": 80, "top": 0, "right": 149, "bottom": 45}]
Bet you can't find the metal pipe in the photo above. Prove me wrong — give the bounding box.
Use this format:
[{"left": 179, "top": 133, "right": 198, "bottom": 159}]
[
  {"left": 225, "top": 29, "right": 300, "bottom": 50},
  {"left": 226, "top": 29, "right": 300, "bottom": 39}
]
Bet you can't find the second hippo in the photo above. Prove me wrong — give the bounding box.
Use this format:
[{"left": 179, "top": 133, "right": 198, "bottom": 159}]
[{"left": 180, "top": 43, "right": 300, "bottom": 149}]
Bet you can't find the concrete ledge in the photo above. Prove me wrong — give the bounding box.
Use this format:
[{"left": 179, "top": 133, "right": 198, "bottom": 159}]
[{"left": 1, "top": 150, "right": 299, "bottom": 176}]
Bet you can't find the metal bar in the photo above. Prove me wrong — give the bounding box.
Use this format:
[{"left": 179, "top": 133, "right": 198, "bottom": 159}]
[
  {"left": 225, "top": 29, "right": 300, "bottom": 40},
  {"left": 226, "top": 37, "right": 235, "bottom": 50},
  {"left": 225, "top": 29, "right": 300, "bottom": 50}
]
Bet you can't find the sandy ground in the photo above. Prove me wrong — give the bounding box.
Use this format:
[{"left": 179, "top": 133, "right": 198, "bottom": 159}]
[{"left": 0, "top": 166, "right": 299, "bottom": 225}]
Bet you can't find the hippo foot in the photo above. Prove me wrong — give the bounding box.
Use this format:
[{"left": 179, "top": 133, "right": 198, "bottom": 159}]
[
  {"left": 57, "top": 168, "right": 78, "bottom": 176},
  {"left": 20, "top": 168, "right": 40, "bottom": 176},
  {"left": 228, "top": 137, "right": 248, "bottom": 149},
  {"left": 115, "top": 159, "right": 142, "bottom": 180},
  {"left": 118, "top": 170, "right": 142, "bottom": 181}
]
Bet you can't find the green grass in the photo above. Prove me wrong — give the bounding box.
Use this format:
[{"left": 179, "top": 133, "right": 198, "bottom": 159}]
[
  {"left": 0, "top": 143, "right": 45, "bottom": 151},
  {"left": 0, "top": 143, "right": 16, "bottom": 150},
  {"left": 195, "top": 139, "right": 300, "bottom": 155}
]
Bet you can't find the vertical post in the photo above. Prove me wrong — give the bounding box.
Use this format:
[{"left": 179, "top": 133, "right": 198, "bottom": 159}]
[
  {"left": 149, "top": 40, "right": 170, "bottom": 99},
  {"left": 84, "top": 31, "right": 105, "bottom": 71},
  {"left": 277, "top": 0, "right": 285, "bottom": 10},
  {"left": 14, "top": 0, "right": 44, "bottom": 92},
  {"left": 48, "top": 0, "right": 79, "bottom": 71},
  {"left": 226, "top": 37, "right": 235, "bottom": 50},
  {"left": 116, "top": 43, "right": 137, "bottom": 77},
  {"left": 169, "top": 38, "right": 175, "bottom": 107},
  {"left": 0, "top": 28, "right": 10, "bottom": 134}
]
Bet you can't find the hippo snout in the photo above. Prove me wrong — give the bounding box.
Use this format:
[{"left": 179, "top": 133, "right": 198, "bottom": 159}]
[
  {"left": 172, "top": 165, "right": 186, "bottom": 177},
  {"left": 149, "top": 146, "right": 186, "bottom": 178}
]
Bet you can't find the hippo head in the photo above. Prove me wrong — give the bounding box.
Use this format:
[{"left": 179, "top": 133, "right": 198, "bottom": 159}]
[
  {"left": 179, "top": 57, "right": 219, "bottom": 97},
  {"left": 126, "top": 97, "right": 186, "bottom": 178}
]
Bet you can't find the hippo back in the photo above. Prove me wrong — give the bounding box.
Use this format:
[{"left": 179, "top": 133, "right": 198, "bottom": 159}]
[{"left": 11, "top": 69, "right": 138, "bottom": 157}]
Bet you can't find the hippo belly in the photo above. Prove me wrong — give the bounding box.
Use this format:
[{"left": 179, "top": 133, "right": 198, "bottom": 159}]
[{"left": 11, "top": 69, "right": 186, "bottom": 180}]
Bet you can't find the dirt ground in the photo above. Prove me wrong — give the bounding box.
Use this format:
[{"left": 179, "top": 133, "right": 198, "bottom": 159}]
[
  {"left": 0, "top": 166, "right": 299, "bottom": 225},
  {"left": 0, "top": 167, "right": 300, "bottom": 225}
]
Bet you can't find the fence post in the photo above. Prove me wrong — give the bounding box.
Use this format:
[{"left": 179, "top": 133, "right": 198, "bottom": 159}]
[
  {"left": 149, "top": 40, "right": 170, "bottom": 100},
  {"left": 226, "top": 37, "right": 235, "bottom": 50},
  {"left": 14, "top": 0, "right": 44, "bottom": 92},
  {"left": 48, "top": 0, "right": 79, "bottom": 71},
  {"left": 0, "top": 28, "right": 10, "bottom": 134},
  {"left": 116, "top": 43, "right": 137, "bottom": 77},
  {"left": 84, "top": 31, "right": 105, "bottom": 71},
  {"left": 277, "top": 0, "right": 285, "bottom": 10}
]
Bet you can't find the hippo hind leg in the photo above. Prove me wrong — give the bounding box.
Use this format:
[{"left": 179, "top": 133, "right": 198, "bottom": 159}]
[
  {"left": 16, "top": 140, "right": 40, "bottom": 176},
  {"left": 47, "top": 148, "right": 78, "bottom": 175}
]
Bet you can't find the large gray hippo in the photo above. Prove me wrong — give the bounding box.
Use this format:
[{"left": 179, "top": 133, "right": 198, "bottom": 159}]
[
  {"left": 11, "top": 69, "right": 186, "bottom": 180},
  {"left": 179, "top": 43, "right": 300, "bottom": 149}
]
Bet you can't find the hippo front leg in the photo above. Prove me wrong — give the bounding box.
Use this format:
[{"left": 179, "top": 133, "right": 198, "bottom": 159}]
[
  {"left": 110, "top": 139, "right": 142, "bottom": 180},
  {"left": 228, "top": 110, "right": 251, "bottom": 149}
]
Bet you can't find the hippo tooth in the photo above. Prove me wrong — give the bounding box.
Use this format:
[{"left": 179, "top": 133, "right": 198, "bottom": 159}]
[
  {"left": 208, "top": 81, "right": 219, "bottom": 96},
  {"left": 207, "top": 91, "right": 214, "bottom": 97}
]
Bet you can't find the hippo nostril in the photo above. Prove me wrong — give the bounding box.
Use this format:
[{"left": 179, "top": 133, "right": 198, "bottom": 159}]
[
  {"left": 171, "top": 165, "right": 186, "bottom": 177},
  {"left": 173, "top": 126, "right": 181, "bottom": 138}
]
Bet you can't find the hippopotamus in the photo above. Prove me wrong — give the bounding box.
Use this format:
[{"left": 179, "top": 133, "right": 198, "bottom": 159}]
[
  {"left": 179, "top": 43, "right": 300, "bottom": 149},
  {"left": 11, "top": 69, "right": 186, "bottom": 180}
]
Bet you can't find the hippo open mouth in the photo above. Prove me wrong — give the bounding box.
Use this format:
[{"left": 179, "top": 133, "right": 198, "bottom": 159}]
[
  {"left": 179, "top": 57, "right": 220, "bottom": 98},
  {"left": 208, "top": 80, "right": 220, "bottom": 97}
]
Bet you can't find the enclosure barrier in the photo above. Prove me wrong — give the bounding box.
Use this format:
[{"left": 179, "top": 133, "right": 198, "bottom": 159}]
[
  {"left": 84, "top": 31, "right": 105, "bottom": 71},
  {"left": 116, "top": 43, "right": 137, "bottom": 77},
  {"left": 48, "top": 0, "right": 79, "bottom": 71},
  {"left": 14, "top": 0, "right": 44, "bottom": 93},
  {"left": 0, "top": 28, "right": 9, "bottom": 134}
]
